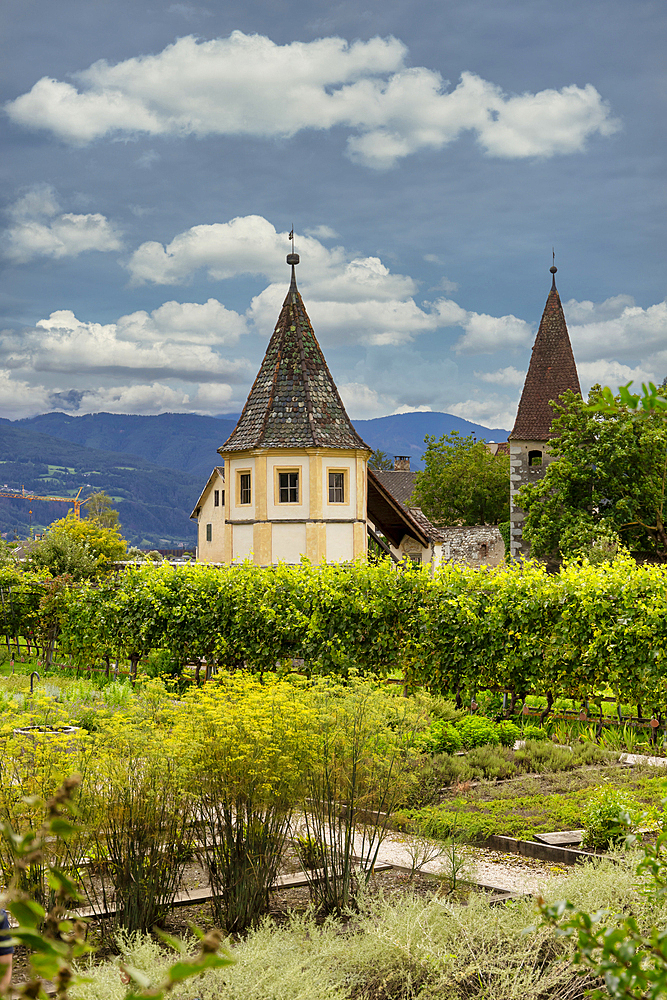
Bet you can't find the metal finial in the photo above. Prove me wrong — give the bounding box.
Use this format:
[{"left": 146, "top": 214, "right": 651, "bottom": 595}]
[
  {"left": 286, "top": 225, "right": 299, "bottom": 267},
  {"left": 550, "top": 248, "right": 557, "bottom": 288}
]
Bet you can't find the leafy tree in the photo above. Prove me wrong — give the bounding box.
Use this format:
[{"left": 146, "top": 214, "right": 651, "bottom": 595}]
[
  {"left": 368, "top": 449, "right": 393, "bottom": 471},
  {"left": 518, "top": 386, "right": 667, "bottom": 562},
  {"left": 28, "top": 531, "right": 97, "bottom": 581},
  {"left": 84, "top": 490, "right": 121, "bottom": 529},
  {"left": 411, "top": 431, "right": 509, "bottom": 525},
  {"left": 31, "top": 511, "right": 126, "bottom": 577}
]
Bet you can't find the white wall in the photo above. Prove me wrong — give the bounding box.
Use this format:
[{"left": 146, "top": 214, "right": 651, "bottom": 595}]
[
  {"left": 326, "top": 522, "right": 354, "bottom": 562},
  {"left": 272, "top": 522, "right": 307, "bottom": 563},
  {"left": 232, "top": 523, "right": 253, "bottom": 561},
  {"left": 229, "top": 456, "right": 256, "bottom": 520}
]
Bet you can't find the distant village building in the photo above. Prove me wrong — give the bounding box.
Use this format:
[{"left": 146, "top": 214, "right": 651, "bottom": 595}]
[
  {"left": 191, "top": 253, "right": 372, "bottom": 564},
  {"left": 508, "top": 265, "right": 581, "bottom": 558},
  {"left": 368, "top": 458, "right": 504, "bottom": 569}
]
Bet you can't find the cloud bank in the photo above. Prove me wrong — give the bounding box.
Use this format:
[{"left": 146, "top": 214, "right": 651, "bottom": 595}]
[
  {"left": 2, "top": 184, "right": 122, "bottom": 263},
  {"left": 5, "top": 32, "right": 619, "bottom": 168}
]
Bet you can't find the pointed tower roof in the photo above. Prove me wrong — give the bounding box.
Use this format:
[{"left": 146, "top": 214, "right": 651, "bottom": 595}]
[
  {"left": 220, "top": 255, "right": 370, "bottom": 453},
  {"left": 509, "top": 266, "right": 581, "bottom": 440}
]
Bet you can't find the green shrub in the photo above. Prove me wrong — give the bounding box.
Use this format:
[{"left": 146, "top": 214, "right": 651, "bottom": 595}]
[
  {"left": 497, "top": 720, "right": 521, "bottom": 747},
  {"left": 421, "top": 721, "right": 462, "bottom": 754},
  {"left": 582, "top": 787, "right": 641, "bottom": 849},
  {"left": 466, "top": 744, "right": 517, "bottom": 781},
  {"left": 456, "top": 715, "right": 499, "bottom": 749},
  {"left": 522, "top": 724, "right": 549, "bottom": 741}
]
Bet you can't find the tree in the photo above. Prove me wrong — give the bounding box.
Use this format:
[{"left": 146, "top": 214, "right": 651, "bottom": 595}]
[
  {"left": 410, "top": 431, "right": 509, "bottom": 526},
  {"left": 518, "top": 385, "right": 667, "bottom": 562},
  {"left": 84, "top": 490, "right": 120, "bottom": 529},
  {"left": 30, "top": 511, "right": 127, "bottom": 578},
  {"left": 368, "top": 450, "right": 393, "bottom": 471}
]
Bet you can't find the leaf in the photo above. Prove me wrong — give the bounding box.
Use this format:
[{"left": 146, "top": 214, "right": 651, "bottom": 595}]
[{"left": 7, "top": 899, "right": 45, "bottom": 928}]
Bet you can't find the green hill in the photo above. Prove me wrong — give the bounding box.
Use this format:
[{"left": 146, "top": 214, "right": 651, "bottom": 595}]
[{"left": 0, "top": 421, "right": 200, "bottom": 547}]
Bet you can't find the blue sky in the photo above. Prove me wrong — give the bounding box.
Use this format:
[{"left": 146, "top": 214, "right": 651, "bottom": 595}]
[{"left": 0, "top": 0, "right": 665, "bottom": 430}]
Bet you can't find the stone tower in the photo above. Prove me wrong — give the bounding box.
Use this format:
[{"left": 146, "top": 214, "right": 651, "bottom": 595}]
[
  {"left": 201, "top": 251, "right": 371, "bottom": 565},
  {"left": 509, "top": 266, "right": 581, "bottom": 558}
]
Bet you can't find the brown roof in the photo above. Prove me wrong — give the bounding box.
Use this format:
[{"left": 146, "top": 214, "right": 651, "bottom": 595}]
[
  {"left": 369, "top": 469, "right": 446, "bottom": 543},
  {"left": 220, "top": 264, "right": 370, "bottom": 453},
  {"left": 510, "top": 273, "right": 581, "bottom": 441}
]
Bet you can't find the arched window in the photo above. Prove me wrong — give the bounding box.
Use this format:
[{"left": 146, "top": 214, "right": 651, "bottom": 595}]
[{"left": 528, "top": 450, "right": 542, "bottom": 466}]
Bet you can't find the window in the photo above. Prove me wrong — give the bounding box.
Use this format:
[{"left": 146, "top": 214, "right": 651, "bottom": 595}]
[
  {"left": 328, "top": 470, "right": 346, "bottom": 503},
  {"left": 238, "top": 472, "right": 251, "bottom": 505},
  {"left": 214, "top": 489, "right": 219, "bottom": 507},
  {"left": 408, "top": 554, "right": 421, "bottom": 566},
  {"left": 528, "top": 450, "right": 542, "bottom": 466},
  {"left": 278, "top": 471, "right": 299, "bottom": 503},
  {"left": 480, "top": 543, "right": 488, "bottom": 558},
  {"left": 221, "top": 490, "right": 225, "bottom": 507},
  {"left": 205, "top": 523, "right": 212, "bottom": 542}
]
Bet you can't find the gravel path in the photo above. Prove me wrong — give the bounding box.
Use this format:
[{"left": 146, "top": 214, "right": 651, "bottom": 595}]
[{"left": 372, "top": 831, "right": 571, "bottom": 895}]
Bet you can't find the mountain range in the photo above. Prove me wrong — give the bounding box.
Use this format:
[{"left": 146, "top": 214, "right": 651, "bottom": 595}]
[{"left": 0, "top": 411, "right": 509, "bottom": 547}]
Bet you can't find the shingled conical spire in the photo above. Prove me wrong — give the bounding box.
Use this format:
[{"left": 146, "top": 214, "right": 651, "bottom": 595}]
[
  {"left": 220, "top": 255, "right": 370, "bottom": 453},
  {"left": 509, "top": 266, "right": 581, "bottom": 440}
]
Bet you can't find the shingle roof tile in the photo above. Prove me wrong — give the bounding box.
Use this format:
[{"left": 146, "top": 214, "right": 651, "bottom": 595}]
[
  {"left": 220, "top": 265, "right": 370, "bottom": 453},
  {"left": 510, "top": 276, "right": 581, "bottom": 441}
]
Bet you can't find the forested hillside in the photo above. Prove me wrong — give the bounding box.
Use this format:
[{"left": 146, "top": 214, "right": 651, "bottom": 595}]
[{"left": 0, "top": 422, "right": 200, "bottom": 547}]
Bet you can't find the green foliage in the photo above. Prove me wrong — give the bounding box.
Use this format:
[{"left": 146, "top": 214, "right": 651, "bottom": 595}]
[
  {"left": 497, "top": 720, "right": 521, "bottom": 746},
  {"left": 368, "top": 449, "right": 393, "bottom": 470},
  {"left": 456, "top": 715, "right": 500, "bottom": 749},
  {"left": 522, "top": 724, "right": 549, "bottom": 742},
  {"left": 83, "top": 491, "right": 120, "bottom": 530},
  {"left": 540, "top": 831, "right": 667, "bottom": 1000},
  {"left": 421, "top": 720, "right": 462, "bottom": 754},
  {"left": 28, "top": 533, "right": 98, "bottom": 581},
  {"left": 411, "top": 430, "right": 509, "bottom": 526},
  {"left": 518, "top": 385, "right": 667, "bottom": 562},
  {"left": 581, "top": 786, "right": 641, "bottom": 849}
]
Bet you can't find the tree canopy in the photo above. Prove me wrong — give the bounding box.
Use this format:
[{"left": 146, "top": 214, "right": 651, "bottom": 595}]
[
  {"left": 29, "top": 507, "right": 126, "bottom": 579},
  {"left": 410, "top": 431, "right": 509, "bottom": 526},
  {"left": 519, "top": 385, "right": 667, "bottom": 562},
  {"left": 84, "top": 490, "right": 121, "bottom": 529},
  {"left": 368, "top": 450, "right": 393, "bottom": 471}
]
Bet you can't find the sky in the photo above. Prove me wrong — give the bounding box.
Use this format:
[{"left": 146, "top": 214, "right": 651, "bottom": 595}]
[{"left": 0, "top": 0, "right": 665, "bottom": 431}]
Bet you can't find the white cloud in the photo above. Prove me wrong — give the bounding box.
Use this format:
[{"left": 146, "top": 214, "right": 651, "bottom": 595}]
[
  {"left": 2, "top": 184, "right": 122, "bottom": 263},
  {"left": 50, "top": 382, "right": 236, "bottom": 416},
  {"left": 0, "top": 304, "right": 250, "bottom": 382},
  {"left": 0, "top": 371, "right": 52, "bottom": 419},
  {"left": 474, "top": 365, "right": 525, "bottom": 387},
  {"left": 449, "top": 395, "right": 518, "bottom": 431},
  {"left": 304, "top": 225, "right": 339, "bottom": 240},
  {"left": 577, "top": 360, "right": 657, "bottom": 394},
  {"left": 338, "top": 381, "right": 399, "bottom": 419},
  {"left": 5, "top": 32, "right": 618, "bottom": 168},
  {"left": 393, "top": 404, "right": 432, "bottom": 414},
  {"left": 566, "top": 296, "right": 667, "bottom": 363},
  {"left": 453, "top": 310, "right": 533, "bottom": 353}
]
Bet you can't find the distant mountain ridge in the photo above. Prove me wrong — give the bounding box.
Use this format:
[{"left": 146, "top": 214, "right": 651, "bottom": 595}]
[
  {"left": 17, "top": 410, "right": 509, "bottom": 476},
  {"left": 0, "top": 410, "right": 510, "bottom": 543}
]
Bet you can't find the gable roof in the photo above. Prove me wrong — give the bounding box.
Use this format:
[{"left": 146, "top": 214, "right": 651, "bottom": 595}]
[
  {"left": 510, "top": 269, "right": 581, "bottom": 441},
  {"left": 190, "top": 465, "right": 224, "bottom": 520},
  {"left": 368, "top": 469, "right": 446, "bottom": 545},
  {"left": 219, "top": 261, "right": 370, "bottom": 453}
]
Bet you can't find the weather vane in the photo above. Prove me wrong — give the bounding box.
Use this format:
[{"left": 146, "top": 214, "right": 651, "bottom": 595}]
[{"left": 288, "top": 226, "right": 295, "bottom": 253}]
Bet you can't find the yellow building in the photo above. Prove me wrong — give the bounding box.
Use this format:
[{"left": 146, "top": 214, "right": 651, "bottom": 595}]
[{"left": 191, "top": 252, "right": 372, "bottom": 564}]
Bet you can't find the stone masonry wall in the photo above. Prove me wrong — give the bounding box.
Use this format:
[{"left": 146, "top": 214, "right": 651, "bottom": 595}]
[{"left": 439, "top": 525, "right": 505, "bottom": 567}]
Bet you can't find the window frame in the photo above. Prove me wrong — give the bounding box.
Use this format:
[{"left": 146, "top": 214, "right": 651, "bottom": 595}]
[
  {"left": 205, "top": 522, "right": 212, "bottom": 542},
  {"left": 274, "top": 465, "right": 302, "bottom": 505},
  {"left": 236, "top": 469, "right": 252, "bottom": 506},
  {"left": 327, "top": 467, "right": 348, "bottom": 505},
  {"left": 214, "top": 489, "right": 220, "bottom": 507}
]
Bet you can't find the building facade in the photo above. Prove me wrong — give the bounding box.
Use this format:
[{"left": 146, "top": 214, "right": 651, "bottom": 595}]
[
  {"left": 192, "top": 254, "right": 371, "bottom": 564},
  {"left": 509, "top": 266, "right": 581, "bottom": 558}
]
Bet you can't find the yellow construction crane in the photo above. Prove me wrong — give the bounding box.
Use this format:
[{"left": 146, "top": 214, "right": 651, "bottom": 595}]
[{"left": 0, "top": 485, "right": 85, "bottom": 519}]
